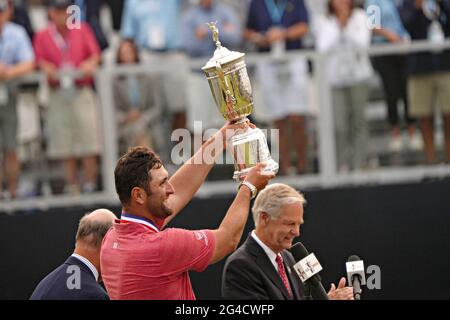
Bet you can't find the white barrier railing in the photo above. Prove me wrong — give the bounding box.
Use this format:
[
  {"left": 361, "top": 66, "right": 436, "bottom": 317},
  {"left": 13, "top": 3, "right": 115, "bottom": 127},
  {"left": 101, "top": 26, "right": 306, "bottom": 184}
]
[{"left": 2, "top": 39, "right": 450, "bottom": 213}]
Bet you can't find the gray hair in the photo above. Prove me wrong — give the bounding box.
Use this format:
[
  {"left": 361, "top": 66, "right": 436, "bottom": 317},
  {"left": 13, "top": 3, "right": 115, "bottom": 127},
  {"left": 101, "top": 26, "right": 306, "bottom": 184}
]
[
  {"left": 75, "top": 212, "right": 114, "bottom": 249},
  {"left": 252, "top": 183, "right": 306, "bottom": 226}
]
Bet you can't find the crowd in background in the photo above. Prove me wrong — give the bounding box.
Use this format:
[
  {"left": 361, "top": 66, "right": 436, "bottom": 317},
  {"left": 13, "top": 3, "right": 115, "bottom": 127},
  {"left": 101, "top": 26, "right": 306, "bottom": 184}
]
[{"left": 1, "top": 0, "right": 450, "bottom": 200}]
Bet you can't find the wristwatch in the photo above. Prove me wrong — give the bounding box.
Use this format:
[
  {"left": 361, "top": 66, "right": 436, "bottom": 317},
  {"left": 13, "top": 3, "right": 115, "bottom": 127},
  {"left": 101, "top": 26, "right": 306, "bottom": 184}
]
[{"left": 239, "top": 181, "right": 258, "bottom": 199}]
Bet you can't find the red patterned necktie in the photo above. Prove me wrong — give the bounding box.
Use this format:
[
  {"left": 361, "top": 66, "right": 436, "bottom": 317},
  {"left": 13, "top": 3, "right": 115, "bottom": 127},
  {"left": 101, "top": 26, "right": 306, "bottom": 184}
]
[{"left": 276, "top": 254, "right": 293, "bottom": 298}]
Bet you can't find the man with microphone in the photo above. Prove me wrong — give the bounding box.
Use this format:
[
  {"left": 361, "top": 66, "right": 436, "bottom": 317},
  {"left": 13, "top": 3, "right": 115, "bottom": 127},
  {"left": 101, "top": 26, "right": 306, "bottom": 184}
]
[{"left": 222, "top": 183, "right": 353, "bottom": 300}]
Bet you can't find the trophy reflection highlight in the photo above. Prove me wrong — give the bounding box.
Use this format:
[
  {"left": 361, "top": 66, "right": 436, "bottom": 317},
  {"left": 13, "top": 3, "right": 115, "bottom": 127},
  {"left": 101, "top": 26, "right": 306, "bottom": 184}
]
[{"left": 202, "top": 22, "right": 279, "bottom": 181}]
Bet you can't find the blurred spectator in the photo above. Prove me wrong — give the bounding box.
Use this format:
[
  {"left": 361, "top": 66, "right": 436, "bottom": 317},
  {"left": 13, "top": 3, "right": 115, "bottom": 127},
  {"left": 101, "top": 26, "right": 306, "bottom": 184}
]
[
  {"left": 245, "top": 0, "right": 310, "bottom": 175},
  {"left": 121, "top": 0, "right": 188, "bottom": 132},
  {"left": 33, "top": 0, "right": 102, "bottom": 195},
  {"left": 11, "top": 0, "right": 34, "bottom": 40},
  {"left": 74, "top": 0, "right": 109, "bottom": 50},
  {"left": 366, "top": 0, "right": 422, "bottom": 153},
  {"left": 315, "top": 0, "right": 373, "bottom": 171},
  {"left": 0, "top": 0, "right": 34, "bottom": 199},
  {"left": 181, "top": 0, "right": 241, "bottom": 58},
  {"left": 221, "top": 0, "right": 252, "bottom": 29},
  {"left": 400, "top": 0, "right": 450, "bottom": 164},
  {"left": 114, "top": 39, "right": 155, "bottom": 154}
]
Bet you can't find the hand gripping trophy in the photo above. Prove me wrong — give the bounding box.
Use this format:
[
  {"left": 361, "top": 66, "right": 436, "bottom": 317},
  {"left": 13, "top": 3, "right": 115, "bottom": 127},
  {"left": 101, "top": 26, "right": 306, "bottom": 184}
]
[{"left": 202, "top": 22, "right": 279, "bottom": 181}]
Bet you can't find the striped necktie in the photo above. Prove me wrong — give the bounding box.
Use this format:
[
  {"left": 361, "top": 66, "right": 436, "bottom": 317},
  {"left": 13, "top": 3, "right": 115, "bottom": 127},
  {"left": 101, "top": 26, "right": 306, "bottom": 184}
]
[{"left": 276, "top": 254, "right": 293, "bottom": 298}]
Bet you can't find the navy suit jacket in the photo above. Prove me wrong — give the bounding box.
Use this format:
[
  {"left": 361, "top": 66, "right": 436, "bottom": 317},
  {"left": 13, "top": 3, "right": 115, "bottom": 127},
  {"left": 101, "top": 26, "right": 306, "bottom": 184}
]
[
  {"left": 222, "top": 234, "right": 311, "bottom": 300},
  {"left": 30, "top": 256, "right": 109, "bottom": 300}
]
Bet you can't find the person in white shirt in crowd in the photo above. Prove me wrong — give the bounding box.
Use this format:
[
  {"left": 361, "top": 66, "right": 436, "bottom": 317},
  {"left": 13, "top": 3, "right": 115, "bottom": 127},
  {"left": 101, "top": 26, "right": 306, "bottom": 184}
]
[{"left": 315, "top": 0, "right": 373, "bottom": 172}]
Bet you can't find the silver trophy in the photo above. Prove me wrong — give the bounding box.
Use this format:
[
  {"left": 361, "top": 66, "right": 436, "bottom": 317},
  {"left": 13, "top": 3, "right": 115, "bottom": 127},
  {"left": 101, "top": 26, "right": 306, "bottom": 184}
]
[{"left": 202, "top": 22, "right": 279, "bottom": 181}]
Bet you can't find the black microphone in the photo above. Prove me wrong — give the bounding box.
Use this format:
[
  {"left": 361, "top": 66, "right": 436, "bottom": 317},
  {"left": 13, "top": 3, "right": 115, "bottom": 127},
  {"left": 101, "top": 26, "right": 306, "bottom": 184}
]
[
  {"left": 346, "top": 255, "right": 366, "bottom": 300},
  {"left": 289, "top": 242, "right": 329, "bottom": 300}
]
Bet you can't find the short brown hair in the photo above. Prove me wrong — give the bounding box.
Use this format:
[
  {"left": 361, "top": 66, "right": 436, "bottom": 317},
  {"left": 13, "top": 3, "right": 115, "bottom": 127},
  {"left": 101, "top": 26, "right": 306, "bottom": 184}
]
[
  {"left": 114, "top": 146, "right": 163, "bottom": 205},
  {"left": 328, "top": 0, "right": 355, "bottom": 16}
]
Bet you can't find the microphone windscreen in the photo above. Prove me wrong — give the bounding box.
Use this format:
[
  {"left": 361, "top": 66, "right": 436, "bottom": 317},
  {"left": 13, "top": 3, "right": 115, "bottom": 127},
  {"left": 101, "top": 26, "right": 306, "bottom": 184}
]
[
  {"left": 289, "top": 242, "right": 309, "bottom": 262},
  {"left": 347, "top": 255, "right": 361, "bottom": 262}
]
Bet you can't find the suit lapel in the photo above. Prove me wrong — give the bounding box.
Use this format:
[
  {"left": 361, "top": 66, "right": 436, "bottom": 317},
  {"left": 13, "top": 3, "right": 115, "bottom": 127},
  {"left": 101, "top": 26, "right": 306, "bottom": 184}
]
[{"left": 245, "top": 235, "right": 293, "bottom": 300}]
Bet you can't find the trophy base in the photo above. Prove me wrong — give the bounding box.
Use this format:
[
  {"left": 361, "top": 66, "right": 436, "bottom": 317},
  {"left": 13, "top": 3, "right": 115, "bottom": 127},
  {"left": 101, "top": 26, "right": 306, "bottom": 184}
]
[
  {"left": 233, "top": 159, "right": 279, "bottom": 182},
  {"left": 229, "top": 126, "right": 279, "bottom": 182}
]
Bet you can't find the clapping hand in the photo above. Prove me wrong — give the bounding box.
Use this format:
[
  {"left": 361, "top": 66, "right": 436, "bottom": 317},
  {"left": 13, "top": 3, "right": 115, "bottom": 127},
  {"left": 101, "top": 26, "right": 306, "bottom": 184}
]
[{"left": 327, "top": 277, "right": 355, "bottom": 300}]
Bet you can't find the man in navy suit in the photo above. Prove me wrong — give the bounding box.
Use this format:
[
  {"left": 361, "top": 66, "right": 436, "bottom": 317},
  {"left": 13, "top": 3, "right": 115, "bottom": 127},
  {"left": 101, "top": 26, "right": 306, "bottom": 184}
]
[
  {"left": 222, "top": 183, "right": 354, "bottom": 300},
  {"left": 30, "top": 209, "right": 116, "bottom": 300}
]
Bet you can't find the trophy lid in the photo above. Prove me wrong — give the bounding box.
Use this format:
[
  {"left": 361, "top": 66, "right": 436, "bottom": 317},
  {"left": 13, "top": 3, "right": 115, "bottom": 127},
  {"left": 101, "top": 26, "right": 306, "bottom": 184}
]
[{"left": 202, "top": 22, "right": 245, "bottom": 71}]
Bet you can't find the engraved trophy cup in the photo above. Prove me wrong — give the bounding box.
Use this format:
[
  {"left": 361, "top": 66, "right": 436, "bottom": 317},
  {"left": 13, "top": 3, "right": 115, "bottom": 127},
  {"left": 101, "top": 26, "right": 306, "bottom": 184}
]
[{"left": 202, "top": 22, "right": 279, "bottom": 181}]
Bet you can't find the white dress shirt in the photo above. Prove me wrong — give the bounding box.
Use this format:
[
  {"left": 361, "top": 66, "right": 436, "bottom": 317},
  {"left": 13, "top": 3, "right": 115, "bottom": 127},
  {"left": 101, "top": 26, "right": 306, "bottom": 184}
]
[
  {"left": 251, "top": 230, "right": 279, "bottom": 271},
  {"left": 71, "top": 253, "right": 99, "bottom": 282}
]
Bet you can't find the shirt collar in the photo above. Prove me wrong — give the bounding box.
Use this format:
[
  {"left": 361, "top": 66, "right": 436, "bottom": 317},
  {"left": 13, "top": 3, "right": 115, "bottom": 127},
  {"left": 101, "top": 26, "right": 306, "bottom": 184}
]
[
  {"left": 71, "top": 253, "right": 99, "bottom": 282},
  {"left": 251, "top": 230, "right": 279, "bottom": 270},
  {"left": 120, "top": 212, "right": 159, "bottom": 233}
]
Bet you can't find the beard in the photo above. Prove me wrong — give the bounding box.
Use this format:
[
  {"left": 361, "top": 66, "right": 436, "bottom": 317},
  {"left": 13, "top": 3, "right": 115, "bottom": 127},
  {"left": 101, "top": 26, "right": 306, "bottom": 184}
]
[
  {"left": 161, "top": 201, "right": 173, "bottom": 217},
  {"left": 147, "top": 198, "right": 172, "bottom": 220}
]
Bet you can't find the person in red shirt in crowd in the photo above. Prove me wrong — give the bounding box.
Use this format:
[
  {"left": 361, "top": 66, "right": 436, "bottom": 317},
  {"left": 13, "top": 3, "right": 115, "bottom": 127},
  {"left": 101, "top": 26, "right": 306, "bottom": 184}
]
[
  {"left": 33, "top": 0, "right": 102, "bottom": 195},
  {"left": 101, "top": 123, "right": 274, "bottom": 300}
]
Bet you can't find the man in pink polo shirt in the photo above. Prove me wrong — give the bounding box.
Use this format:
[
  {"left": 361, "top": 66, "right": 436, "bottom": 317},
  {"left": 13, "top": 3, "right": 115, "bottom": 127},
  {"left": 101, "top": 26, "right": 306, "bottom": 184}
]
[
  {"left": 33, "top": 0, "right": 102, "bottom": 195},
  {"left": 101, "top": 123, "right": 274, "bottom": 299}
]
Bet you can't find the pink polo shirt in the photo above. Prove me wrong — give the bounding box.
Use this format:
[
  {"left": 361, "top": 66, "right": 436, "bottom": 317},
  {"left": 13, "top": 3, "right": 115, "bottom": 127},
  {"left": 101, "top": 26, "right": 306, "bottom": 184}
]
[
  {"left": 100, "top": 217, "right": 216, "bottom": 300},
  {"left": 33, "top": 22, "right": 100, "bottom": 87}
]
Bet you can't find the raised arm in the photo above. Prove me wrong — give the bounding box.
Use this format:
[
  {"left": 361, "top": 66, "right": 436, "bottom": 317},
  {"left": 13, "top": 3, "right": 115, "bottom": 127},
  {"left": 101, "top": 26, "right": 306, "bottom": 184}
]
[
  {"left": 209, "top": 163, "right": 274, "bottom": 264},
  {"left": 163, "top": 122, "right": 250, "bottom": 227}
]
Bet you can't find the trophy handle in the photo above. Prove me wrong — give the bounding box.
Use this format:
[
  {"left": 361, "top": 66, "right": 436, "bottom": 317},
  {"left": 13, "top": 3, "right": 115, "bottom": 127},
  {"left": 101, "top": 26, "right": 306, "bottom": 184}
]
[{"left": 215, "top": 61, "right": 238, "bottom": 120}]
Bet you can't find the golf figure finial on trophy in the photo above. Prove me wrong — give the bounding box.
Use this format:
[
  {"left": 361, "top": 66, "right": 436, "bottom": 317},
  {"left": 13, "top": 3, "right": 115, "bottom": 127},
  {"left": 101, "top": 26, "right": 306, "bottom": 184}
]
[
  {"left": 206, "top": 21, "right": 222, "bottom": 49},
  {"left": 201, "top": 22, "right": 279, "bottom": 181}
]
